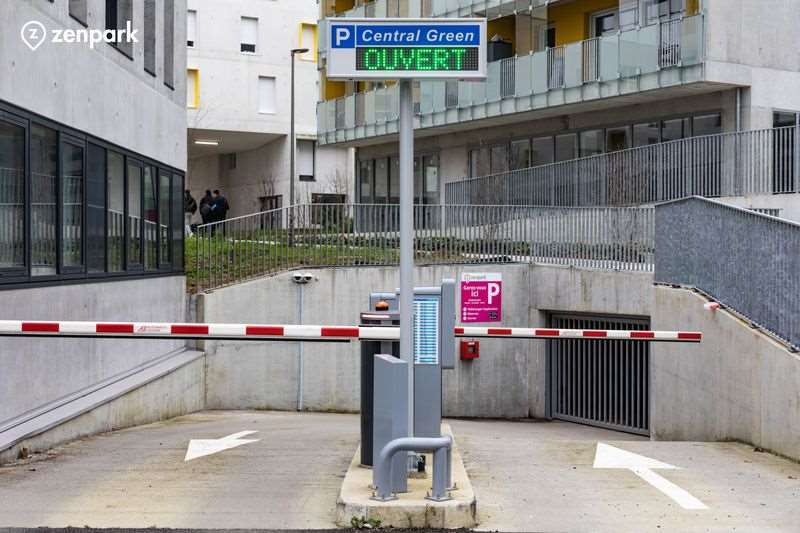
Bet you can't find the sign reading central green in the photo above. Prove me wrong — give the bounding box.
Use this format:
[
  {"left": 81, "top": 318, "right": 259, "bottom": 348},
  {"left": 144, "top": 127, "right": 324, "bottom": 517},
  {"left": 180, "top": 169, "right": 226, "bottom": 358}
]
[{"left": 356, "top": 47, "right": 480, "bottom": 72}]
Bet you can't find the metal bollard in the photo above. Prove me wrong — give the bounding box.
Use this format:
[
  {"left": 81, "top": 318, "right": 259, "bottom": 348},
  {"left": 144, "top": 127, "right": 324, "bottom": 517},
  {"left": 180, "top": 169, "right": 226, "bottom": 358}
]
[{"left": 372, "top": 436, "right": 452, "bottom": 502}]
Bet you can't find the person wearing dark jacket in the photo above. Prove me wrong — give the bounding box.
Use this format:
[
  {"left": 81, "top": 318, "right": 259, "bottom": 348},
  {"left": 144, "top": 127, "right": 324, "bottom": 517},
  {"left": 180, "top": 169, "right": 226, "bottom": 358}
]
[
  {"left": 199, "top": 190, "right": 213, "bottom": 224},
  {"left": 211, "top": 190, "right": 230, "bottom": 222},
  {"left": 183, "top": 190, "right": 198, "bottom": 235}
]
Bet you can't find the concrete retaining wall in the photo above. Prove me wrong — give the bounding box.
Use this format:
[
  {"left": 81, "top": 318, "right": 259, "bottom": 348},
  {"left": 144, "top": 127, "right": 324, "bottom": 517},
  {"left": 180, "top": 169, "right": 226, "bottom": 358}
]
[
  {"left": 0, "top": 276, "right": 187, "bottom": 423},
  {"left": 651, "top": 286, "right": 800, "bottom": 460},
  {"left": 198, "top": 264, "right": 653, "bottom": 418}
]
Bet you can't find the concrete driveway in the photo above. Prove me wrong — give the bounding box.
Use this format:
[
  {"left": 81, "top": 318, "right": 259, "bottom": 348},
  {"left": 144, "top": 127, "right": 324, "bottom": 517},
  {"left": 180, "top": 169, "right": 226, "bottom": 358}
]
[{"left": 1, "top": 411, "right": 798, "bottom": 532}]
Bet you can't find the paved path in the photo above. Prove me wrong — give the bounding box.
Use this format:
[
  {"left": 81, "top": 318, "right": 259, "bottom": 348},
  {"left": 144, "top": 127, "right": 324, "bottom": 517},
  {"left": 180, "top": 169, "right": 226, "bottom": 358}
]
[{"left": 1, "top": 412, "right": 799, "bottom": 532}]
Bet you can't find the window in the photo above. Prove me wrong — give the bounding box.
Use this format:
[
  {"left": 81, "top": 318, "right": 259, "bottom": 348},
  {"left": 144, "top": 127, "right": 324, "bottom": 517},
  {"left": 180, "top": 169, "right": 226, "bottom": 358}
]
[
  {"left": 0, "top": 118, "right": 25, "bottom": 272},
  {"left": 531, "top": 136, "right": 554, "bottom": 166},
  {"left": 633, "top": 122, "right": 660, "bottom": 147},
  {"left": 619, "top": 0, "right": 639, "bottom": 30},
  {"left": 87, "top": 144, "right": 106, "bottom": 273},
  {"left": 0, "top": 103, "right": 184, "bottom": 286},
  {"left": 774, "top": 111, "right": 799, "bottom": 128},
  {"left": 241, "top": 17, "right": 258, "bottom": 53},
  {"left": 61, "top": 140, "right": 84, "bottom": 270},
  {"left": 258, "top": 76, "right": 276, "bottom": 113},
  {"left": 299, "top": 23, "right": 317, "bottom": 61},
  {"left": 490, "top": 144, "right": 509, "bottom": 174},
  {"left": 555, "top": 134, "right": 577, "bottom": 162},
  {"left": 591, "top": 9, "right": 618, "bottom": 37},
  {"left": 30, "top": 124, "right": 58, "bottom": 276},
  {"left": 143, "top": 0, "right": 156, "bottom": 75},
  {"left": 645, "top": 0, "right": 684, "bottom": 24},
  {"left": 163, "top": 0, "right": 175, "bottom": 88},
  {"left": 297, "top": 140, "right": 315, "bottom": 181},
  {"left": 510, "top": 139, "right": 531, "bottom": 170},
  {"left": 359, "top": 160, "right": 374, "bottom": 203},
  {"left": 158, "top": 169, "right": 171, "bottom": 267},
  {"left": 69, "top": 0, "right": 88, "bottom": 26},
  {"left": 606, "top": 126, "right": 631, "bottom": 152},
  {"left": 661, "top": 117, "right": 690, "bottom": 142},
  {"left": 105, "top": 0, "right": 133, "bottom": 57},
  {"left": 143, "top": 166, "right": 158, "bottom": 271},
  {"left": 127, "top": 160, "right": 142, "bottom": 268},
  {"left": 692, "top": 114, "right": 722, "bottom": 137},
  {"left": 108, "top": 151, "right": 125, "bottom": 272},
  {"left": 580, "top": 130, "right": 604, "bottom": 157},
  {"left": 187, "top": 69, "right": 199, "bottom": 108},
  {"left": 187, "top": 10, "right": 197, "bottom": 47}
]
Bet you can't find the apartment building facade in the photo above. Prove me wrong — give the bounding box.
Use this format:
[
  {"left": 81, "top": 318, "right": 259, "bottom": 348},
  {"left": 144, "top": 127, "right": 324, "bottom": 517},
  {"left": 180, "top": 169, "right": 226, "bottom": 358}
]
[
  {"left": 186, "top": 0, "right": 354, "bottom": 220},
  {"left": 317, "top": 0, "right": 800, "bottom": 218}
]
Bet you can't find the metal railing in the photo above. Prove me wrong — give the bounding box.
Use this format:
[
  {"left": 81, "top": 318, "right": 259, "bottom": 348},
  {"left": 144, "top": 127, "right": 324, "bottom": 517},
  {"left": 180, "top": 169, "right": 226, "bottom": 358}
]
[
  {"left": 655, "top": 197, "right": 800, "bottom": 350},
  {"left": 191, "top": 203, "right": 654, "bottom": 291},
  {"left": 446, "top": 125, "right": 800, "bottom": 206}
]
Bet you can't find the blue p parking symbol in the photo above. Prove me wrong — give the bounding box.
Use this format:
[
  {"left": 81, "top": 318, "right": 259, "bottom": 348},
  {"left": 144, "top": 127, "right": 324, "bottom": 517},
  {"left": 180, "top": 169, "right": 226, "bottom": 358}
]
[{"left": 332, "top": 25, "right": 355, "bottom": 48}]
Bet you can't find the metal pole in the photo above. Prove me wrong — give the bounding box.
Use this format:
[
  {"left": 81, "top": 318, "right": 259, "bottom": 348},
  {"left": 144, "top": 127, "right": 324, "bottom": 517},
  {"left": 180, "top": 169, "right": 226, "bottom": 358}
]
[
  {"left": 399, "top": 79, "right": 414, "bottom": 439},
  {"left": 296, "top": 282, "right": 304, "bottom": 411},
  {"left": 289, "top": 51, "right": 296, "bottom": 247}
]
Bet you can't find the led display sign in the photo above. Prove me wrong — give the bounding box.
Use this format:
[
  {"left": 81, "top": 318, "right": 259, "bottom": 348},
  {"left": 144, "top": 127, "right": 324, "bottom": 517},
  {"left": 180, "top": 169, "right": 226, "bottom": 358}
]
[{"left": 326, "top": 18, "right": 487, "bottom": 80}]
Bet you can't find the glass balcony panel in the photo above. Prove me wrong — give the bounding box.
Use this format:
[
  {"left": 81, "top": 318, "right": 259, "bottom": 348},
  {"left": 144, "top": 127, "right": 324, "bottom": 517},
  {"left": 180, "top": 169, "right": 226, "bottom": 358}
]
[
  {"left": 680, "top": 14, "right": 704, "bottom": 66},
  {"left": 447, "top": 0, "right": 460, "bottom": 14},
  {"left": 563, "top": 42, "right": 582, "bottom": 88},
  {"left": 619, "top": 27, "right": 640, "bottom": 78},
  {"left": 458, "top": 79, "right": 471, "bottom": 107},
  {"left": 433, "top": 81, "right": 446, "bottom": 113},
  {"left": 317, "top": 101, "right": 327, "bottom": 133},
  {"left": 471, "top": 80, "right": 486, "bottom": 105},
  {"left": 366, "top": 90, "right": 376, "bottom": 124},
  {"left": 388, "top": 85, "right": 400, "bottom": 121},
  {"left": 487, "top": 60, "right": 501, "bottom": 101},
  {"left": 420, "top": 81, "right": 434, "bottom": 114},
  {"left": 599, "top": 33, "right": 619, "bottom": 81},
  {"left": 345, "top": 95, "right": 355, "bottom": 129},
  {"left": 638, "top": 23, "right": 660, "bottom": 74},
  {"left": 515, "top": 53, "right": 532, "bottom": 97},
  {"left": 374, "top": 0, "right": 388, "bottom": 18},
  {"left": 432, "top": 0, "right": 447, "bottom": 15},
  {"left": 532, "top": 50, "right": 547, "bottom": 94},
  {"left": 327, "top": 99, "right": 336, "bottom": 132}
]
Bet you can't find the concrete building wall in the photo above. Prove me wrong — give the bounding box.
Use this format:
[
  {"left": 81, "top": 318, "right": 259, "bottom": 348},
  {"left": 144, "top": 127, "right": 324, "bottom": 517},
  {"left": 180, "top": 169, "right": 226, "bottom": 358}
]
[
  {"left": 198, "top": 264, "right": 653, "bottom": 418},
  {"left": 0, "top": 276, "right": 187, "bottom": 423},
  {"left": 651, "top": 286, "right": 800, "bottom": 460},
  {"left": 186, "top": 0, "right": 353, "bottom": 216},
  {"left": 1, "top": 0, "right": 188, "bottom": 170}
]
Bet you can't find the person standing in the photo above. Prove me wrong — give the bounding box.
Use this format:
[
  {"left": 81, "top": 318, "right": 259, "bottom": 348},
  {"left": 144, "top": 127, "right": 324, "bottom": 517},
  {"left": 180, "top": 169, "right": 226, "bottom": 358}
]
[
  {"left": 211, "top": 189, "right": 230, "bottom": 223},
  {"left": 199, "top": 189, "right": 213, "bottom": 225},
  {"left": 183, "top": 190, "right": 197, "bottom": 235}
]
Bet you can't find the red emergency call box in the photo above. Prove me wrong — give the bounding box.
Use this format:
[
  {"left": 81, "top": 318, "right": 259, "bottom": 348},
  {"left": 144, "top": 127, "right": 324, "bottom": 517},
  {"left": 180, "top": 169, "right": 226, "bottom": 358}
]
[{"left": 460, "top": 339, "right": 480, "bottom": 360}]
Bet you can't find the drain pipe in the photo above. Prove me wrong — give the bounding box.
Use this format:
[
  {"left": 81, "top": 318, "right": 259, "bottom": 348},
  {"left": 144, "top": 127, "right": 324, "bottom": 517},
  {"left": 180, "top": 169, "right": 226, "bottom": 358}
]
[{"left": 736, "top": 88, "right": 742, "bottom": 132}]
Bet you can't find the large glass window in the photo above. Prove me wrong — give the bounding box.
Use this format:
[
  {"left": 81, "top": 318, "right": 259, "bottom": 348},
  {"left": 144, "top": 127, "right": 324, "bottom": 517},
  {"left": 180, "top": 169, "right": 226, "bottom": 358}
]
[
  {"left": 555, "top": 134, "right": 577, "bottom": 162},
  {"left": 606, "top": 126, "right": 631, "bottom": 152},
  {"left": 531, "top": 136, "right": 554, "bottom": 166},
  {"left": 159, "top": 170, "right": 171, "bottom": 267},
  {"left": 692, "top": 114, "right": 722, "bottom": 137},
  {"left": 510, "top": 139, "right": 531, "bottom": 170},
  {"left": 0, "top": 118, "right": 25, "bottom": 271},
  {"left": 661, "top": 117, "right": 690, "bottom": 142},
  {"left": 359, "top": 160, "right": 374, "bottom": 203},
  {"left": 143, "top": 166, "right": 158, "bottom": 271},
  {"left": 171, "top": 173, "right": 184, "bottom": 269},
  {"left": 144, "top": 0, "right": 156, "bottom": 75},
  {"left": 87, "top": 143, "right": 106, "bottom": 274},
  {"left": 31, "top": 124, "right": 57, "bottom": 276},
  {"left": 61, "top": 141, "right": 84, "bottom": 269},
  {"left": 633, "top": 122, "right": 660, "bottom": 147},
  {"left": 106, "top": 0, "right": 133, "bottom": 58},
  {"left": 108, "top": 151, "right": 125, "bottom": 272},
  {"left": 580, "top": 130, "right": 604, "bottom": 157},
  {"left": 127, "top": 160, "right": 142, "bottom": 268}
]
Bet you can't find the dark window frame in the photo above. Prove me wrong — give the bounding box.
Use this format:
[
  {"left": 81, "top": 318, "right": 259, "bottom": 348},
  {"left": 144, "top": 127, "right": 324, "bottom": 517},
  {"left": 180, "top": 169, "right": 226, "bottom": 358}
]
[
  {"left": 69, "top": 0, "right": 89, "bottom": 27},
  {"left": 143, "top": 0, "right": 157, "bottom": 77},
  {"left": 0, "top": 99, "right": 185, "bottom": 289},
  {"left": 105, "top": 0, "right": 134, "bottom": 60}
]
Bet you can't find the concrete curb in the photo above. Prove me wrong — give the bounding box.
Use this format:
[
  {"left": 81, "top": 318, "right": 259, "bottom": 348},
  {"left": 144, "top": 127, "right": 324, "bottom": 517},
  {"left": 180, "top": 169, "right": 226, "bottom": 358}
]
[{"left": 335, "top": 424, "right": 477, "bottom": 528}]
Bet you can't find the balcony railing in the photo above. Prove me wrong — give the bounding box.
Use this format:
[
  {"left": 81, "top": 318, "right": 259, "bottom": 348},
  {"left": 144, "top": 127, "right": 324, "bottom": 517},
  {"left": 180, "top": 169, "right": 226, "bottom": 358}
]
[
  {"left": 445, "top": 125, "right": 800, "bottom": 206},
  {"left": 318, "top": 15, "right": 705, "bottom": 144}
]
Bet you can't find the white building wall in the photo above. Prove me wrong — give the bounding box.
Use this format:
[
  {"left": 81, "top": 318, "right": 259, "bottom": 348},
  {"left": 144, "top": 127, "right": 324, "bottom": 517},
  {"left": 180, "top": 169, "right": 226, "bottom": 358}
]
[
  {"left": 186, "top": 0, "right": 352, "bottom": 214},
  {"left": 0, "top": 0, "right": 188, "bottom": 170}
]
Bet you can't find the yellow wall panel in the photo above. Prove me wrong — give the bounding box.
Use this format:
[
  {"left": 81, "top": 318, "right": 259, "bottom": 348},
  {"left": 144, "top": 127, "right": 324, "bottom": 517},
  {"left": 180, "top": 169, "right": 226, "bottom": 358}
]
[
  {"left": 548, "top": 0, "right": 619, "bottom": 46},
  {"left": 488, "top": 16, "right": 516, "bottom": 49}
]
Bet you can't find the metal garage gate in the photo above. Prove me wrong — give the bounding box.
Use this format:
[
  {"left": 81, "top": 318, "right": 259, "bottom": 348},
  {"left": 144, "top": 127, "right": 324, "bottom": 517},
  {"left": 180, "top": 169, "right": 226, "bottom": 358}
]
[{"left": 547, "top": 313, "right": 651, "bottom": 436}]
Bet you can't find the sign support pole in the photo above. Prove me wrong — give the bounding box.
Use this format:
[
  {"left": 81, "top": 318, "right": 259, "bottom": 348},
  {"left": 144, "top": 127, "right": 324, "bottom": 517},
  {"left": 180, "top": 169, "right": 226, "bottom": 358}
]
[{"left": 399, "top": 79, "right": 414, "bottom": 440}]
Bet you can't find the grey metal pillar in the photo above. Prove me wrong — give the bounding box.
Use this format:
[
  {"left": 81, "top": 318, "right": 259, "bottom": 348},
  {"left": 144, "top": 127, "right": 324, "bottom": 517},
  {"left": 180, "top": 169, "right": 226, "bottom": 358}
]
[{"left": 399, "top": 79, "right": 414, "bottom": 438}]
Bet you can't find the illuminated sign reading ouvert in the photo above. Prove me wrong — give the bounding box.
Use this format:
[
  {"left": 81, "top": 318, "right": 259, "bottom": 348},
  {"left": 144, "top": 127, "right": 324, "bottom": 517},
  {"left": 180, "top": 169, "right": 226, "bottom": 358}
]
[{"left": 326, "top": 18, "right": 487, "bottom": 80}]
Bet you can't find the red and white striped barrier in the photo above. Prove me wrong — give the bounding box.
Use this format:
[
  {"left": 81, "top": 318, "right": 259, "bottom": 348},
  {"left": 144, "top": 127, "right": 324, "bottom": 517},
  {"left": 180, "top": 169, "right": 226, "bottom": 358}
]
[
  {"left": 455, "top": 327, "right": 702, "bottom": 342},
  {"left": 0, "top": 320, "right": 702, "bottom": 343}
]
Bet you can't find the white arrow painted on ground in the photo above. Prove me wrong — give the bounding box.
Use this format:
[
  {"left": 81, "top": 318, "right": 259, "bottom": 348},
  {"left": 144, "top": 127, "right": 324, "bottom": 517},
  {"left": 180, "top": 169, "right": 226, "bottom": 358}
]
[
  {"left": 593, "top": 443, "right": 708, "bottom": 510},
  {"left": 184, "top": 431, "right": 260, "bottom": 462}
]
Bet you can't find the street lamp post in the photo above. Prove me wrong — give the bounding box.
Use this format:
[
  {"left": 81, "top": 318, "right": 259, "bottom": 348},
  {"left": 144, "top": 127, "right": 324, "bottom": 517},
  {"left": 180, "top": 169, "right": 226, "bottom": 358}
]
[{"left": 289, "top": 47, "right": 309, "bottom": 246}]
